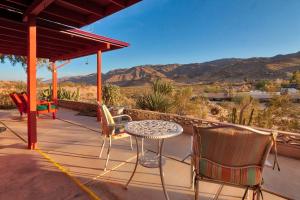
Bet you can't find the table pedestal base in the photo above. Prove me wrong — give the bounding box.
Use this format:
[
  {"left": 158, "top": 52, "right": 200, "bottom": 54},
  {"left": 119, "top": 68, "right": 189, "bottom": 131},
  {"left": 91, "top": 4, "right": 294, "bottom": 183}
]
[
  {"left": 139, "top": 153, "right": 166, "bottom": 168},
  {"left": 125, "top": 138, "right": 170, "bottom": 200}
]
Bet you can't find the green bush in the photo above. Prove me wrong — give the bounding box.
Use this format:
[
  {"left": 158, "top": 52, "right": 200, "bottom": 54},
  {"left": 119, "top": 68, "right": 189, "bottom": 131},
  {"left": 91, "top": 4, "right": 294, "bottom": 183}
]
[{"left": 102, "top": 84, "right": 121, "bottom": 106}]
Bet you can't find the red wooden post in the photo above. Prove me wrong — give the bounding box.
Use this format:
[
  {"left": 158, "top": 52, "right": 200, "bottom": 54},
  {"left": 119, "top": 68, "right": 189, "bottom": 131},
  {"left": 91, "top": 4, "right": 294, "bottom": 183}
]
[
  {"left": 27, "top": 16, "right": 37, "bottom": 150},
  {"left": 97, "top": 50, "right": 102, "bottom": 121},
  {"left": 52, "top": 62, "right": 58, "bottom": 104}
]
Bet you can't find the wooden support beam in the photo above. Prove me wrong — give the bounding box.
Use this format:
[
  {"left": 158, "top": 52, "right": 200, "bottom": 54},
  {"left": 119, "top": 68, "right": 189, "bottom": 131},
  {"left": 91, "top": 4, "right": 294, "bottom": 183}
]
[
  {"left": 27, "top": 16, "right": 37, "bottom": 150},
  {"left": 52, "top": 62, "right": 58, "bottom": 104},
  {"left": 23, "top": 0, "right": 55, "bottom": 22},
  {"left": 97, "top": 50, "right": 102, "bottom": 121}
]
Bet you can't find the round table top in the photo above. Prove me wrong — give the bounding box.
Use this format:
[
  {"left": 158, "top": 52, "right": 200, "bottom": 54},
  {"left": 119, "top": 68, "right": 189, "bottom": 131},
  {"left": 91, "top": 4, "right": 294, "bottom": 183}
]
[{"left": 125, "top": 120, "right": 183, "bottom": 139}]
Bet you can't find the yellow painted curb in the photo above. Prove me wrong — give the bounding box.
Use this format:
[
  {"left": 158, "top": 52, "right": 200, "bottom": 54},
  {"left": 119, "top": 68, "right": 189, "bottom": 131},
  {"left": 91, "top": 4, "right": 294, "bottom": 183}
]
[
  {"left": 36, "top": 149, "right": 101, "bottom": 200},
  {"left": 0, "top": 120, "right": 101, "bottom": 200}
]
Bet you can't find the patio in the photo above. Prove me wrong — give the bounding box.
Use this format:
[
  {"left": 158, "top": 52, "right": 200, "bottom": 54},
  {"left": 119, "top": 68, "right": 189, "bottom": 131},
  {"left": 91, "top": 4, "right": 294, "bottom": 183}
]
[{"left": 0, "top": 108, "right": 299, "bottom": 200}]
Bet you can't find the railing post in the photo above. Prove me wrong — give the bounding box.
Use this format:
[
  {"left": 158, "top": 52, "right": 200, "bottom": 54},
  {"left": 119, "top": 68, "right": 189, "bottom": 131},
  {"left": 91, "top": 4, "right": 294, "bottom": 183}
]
[
  {"left": 27, "top": 15, "right": 37, "bottom": 149},
  {"left": 97, "top": 50, "right": 102, "bottom": 121}
]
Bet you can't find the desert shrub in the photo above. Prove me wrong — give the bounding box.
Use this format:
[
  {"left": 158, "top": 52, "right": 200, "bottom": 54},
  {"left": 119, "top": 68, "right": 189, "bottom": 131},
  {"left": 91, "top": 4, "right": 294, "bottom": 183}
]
[
  {"left": 192, "top": 97, "right": 209, "bottom": 119},
  {"left": 203, "top": 84, "right": 224, "bottom": 93},
  {"left": 256, "top": 94, "right": 293, "bottom": 129},
  {"left": 136, "top": 79, "right": 174, "bottom": 112},
  {"left": 14, "top": 81, "right": 26, "bottom": 92},
  {"left": 102, "top": 84, "right": 122, "bottom": 106},
  {"left": 58, "top": 87, "right": 80, "bottom": 101},
  {"left": 173, "top": 87, "right": 194, "bottom": 115},
  {"left": 255, "top": 80, "right": 269, "bottom": 90},
  {"left": 39, "top": 86, "right": 80, "bottom": 101},
  {"left": 255, "top": 80, "right": 280, "bottom": 92},
  {"left": 0, "top": 90, "right": 15, "bottom": 109}
]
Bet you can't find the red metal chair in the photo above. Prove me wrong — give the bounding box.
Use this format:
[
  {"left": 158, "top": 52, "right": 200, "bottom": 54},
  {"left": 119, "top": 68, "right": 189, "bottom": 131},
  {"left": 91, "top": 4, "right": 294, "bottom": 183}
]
[
  {"left": 9, "top": 93, "right": 26, "bottom": 116},
  {"left": 18, "top": 93, "right": 57, "bottom": 119}
]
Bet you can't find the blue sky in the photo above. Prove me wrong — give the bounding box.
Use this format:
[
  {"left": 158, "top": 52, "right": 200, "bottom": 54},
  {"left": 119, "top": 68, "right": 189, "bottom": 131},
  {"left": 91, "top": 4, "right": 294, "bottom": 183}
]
[{"left": 2, "top": 0, "right": 300, "bottom": 81}]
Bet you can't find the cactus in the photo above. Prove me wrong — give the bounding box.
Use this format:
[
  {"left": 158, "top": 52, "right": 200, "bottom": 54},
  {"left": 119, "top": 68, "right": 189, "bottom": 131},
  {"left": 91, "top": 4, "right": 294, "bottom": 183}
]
[
  {"left": 40, "top": 86, "right": 80, "bottom": 101},
  {"left": 247, "top": 109, "right": 254, "bottom": 125},
  {"left": 232, "top": 107, "right": 237, "bottom": 124},
  {"left": 230, "top": 96, "right": 255, "bottom": 126}
]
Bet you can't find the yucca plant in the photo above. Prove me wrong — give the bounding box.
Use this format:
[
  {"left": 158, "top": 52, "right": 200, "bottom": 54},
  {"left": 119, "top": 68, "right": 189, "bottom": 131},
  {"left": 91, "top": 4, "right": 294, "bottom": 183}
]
[
  {"left": 152, "top": 79, "right": 173, "bottom": 95},
  {"left": 136, "top": 93, "right": 173, "bottom": 112},
  {"left": 136, "top": 79, "right": 174, "bottom": 113}
]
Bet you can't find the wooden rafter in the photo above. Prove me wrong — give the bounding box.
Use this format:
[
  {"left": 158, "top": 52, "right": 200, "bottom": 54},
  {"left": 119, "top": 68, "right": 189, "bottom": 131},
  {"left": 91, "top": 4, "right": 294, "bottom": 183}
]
[{"left": 23, "top": 0, "right": 55, "bottom": 22}]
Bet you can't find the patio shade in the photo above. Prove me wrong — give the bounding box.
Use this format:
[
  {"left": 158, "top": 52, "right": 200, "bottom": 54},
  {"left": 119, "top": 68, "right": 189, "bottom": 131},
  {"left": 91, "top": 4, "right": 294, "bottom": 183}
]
[
  {"left": 0, "top": 12, "right": 129, "bottom": 61},
  {"left": 0, "top": 0, "right": 141, "bottom": 28}
]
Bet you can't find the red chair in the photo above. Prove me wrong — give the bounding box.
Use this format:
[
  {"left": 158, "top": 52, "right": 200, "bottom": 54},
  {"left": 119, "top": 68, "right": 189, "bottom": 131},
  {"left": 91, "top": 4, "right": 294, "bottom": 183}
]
[
  {"left": 18, "top": 93, "right": 57, "bottom": 119},
  {"left": 9, "top": 93, "right": 26, "bottom": 116}
]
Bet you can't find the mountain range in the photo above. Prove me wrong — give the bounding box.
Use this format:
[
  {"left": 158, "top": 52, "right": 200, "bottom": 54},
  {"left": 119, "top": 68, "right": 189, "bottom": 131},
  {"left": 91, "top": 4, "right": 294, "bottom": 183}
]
[{"left": 56, "top": 51, "right": 300, "bottom": 86}]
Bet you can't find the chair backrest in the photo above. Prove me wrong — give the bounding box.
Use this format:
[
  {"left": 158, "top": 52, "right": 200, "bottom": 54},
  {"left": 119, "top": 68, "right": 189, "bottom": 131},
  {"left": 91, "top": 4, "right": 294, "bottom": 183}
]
[
  {"left": 97, "top": 102, "right": 115, "bottom": 136},
  {"left": 193, "top": 124, "right": 274, "bottom": 168},
  {"left": 18, "top": 93, "right": 28, "bottom": 112},
  {"left": 9, "top": 93, "right": 25, "bottom": 112}
]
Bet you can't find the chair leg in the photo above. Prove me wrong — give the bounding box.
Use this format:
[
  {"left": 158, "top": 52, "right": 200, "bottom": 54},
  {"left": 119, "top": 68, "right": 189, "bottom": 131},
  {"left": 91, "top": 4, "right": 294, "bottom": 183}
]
[
  {"left": 141, "top": 138, "right": 144, "bottom": 155},
  {"left": 104, "top": 136, "right": 112, "bottom": 171},
  {"left": 52, "top": 112, "right": 56, "bottom": 119},
  {"left": 99, "top": 136, "right": 107, "bottom": 158},
  {"left": 194, "top": 178, "right": 199, "bottom": 200},
  {"left": 129, "top": 136, "right": 133, "bottom": 150},
  {"left": 242, "top": 187, "right": 249, "bottom": 200},
  {"left": 191, "top": 158, "right": 195, "bottom": 189}
]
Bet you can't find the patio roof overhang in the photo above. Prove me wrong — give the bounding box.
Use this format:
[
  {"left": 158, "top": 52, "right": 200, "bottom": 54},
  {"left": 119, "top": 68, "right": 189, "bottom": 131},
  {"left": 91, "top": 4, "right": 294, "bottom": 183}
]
[
  {"left": 0, "top": 0, "right": 141, "bottom": 28},
  {"left": 0, "top": 0, "right": 142, "bottom": 149},
  {"left": 0, "top": 10, "right": 129, "bottom": 61}
]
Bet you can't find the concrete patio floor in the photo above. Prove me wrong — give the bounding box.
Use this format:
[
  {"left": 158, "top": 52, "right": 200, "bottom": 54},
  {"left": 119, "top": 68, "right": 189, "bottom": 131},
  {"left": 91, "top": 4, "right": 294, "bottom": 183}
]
[{"left": 0, "top": 108, "right": 298, "bottom": 200}]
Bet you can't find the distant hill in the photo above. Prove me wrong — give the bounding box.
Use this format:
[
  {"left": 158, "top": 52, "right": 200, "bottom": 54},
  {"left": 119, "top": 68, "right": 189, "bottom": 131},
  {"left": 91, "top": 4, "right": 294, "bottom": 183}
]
[{"left": 55, "top": 52, "right": 300, "bottom": 86}]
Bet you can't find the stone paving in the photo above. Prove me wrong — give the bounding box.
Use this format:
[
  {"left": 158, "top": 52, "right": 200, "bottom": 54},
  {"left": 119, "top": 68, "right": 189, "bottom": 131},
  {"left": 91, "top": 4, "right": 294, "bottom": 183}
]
[{"left": 0, "top": 108, "right": 298, "bottom": 200}]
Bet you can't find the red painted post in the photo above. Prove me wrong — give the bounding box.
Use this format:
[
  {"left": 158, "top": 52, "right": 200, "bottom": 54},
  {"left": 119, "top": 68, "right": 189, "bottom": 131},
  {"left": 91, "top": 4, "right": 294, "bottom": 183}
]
[
  {"left": 52, "top": 62, "right": 58, "bottom": 104},
  {"left": 27, "top": 16, "right": 37, "bottom": 150},
  {"left": 97, "top": 50, "right": 102, "bottom": 121}
]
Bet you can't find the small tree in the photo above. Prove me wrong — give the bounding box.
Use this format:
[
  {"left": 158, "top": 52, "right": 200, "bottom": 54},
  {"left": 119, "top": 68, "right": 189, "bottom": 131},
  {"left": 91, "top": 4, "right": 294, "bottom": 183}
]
[{"left": 0, "top": 54, "right": 50, "bottom": 72}]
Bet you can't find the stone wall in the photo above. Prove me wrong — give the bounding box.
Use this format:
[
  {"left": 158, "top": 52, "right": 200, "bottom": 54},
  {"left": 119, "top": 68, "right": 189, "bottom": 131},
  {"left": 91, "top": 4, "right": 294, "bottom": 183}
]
[
  {"left": 58, "top": 100, "right": 300, "bottom": 159},
  {"left": 58, "top": 100, "right": 97, "bottom": 116}
]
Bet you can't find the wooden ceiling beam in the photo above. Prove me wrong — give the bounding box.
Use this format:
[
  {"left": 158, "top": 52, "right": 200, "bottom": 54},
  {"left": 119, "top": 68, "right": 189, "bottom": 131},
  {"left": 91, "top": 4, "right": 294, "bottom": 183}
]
[
  {"left": 110, "top": 0, "right": 126, "bottom": 8},
  {"left": 23, "top": 0, "right": 55, "bottom": 22},
  {"left": 55, "top": 0, "right": 104, "bottom": 17},
  {"left": 0, "top": 34, "right": 81, "bottom": 51}
]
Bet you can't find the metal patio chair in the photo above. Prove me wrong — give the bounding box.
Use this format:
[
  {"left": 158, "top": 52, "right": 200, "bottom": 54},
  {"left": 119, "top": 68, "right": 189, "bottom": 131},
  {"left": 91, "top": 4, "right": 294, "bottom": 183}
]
[
  {"left": 192, "top": 124, "right": 280, "bottom": 200},
  {"left": 98, "top": 102, "right": 135, "bottom": 171}
]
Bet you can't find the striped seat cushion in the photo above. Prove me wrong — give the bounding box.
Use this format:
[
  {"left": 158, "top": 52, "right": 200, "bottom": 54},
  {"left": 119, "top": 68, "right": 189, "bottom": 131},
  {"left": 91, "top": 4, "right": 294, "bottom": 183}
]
[{"left": 199, "top": 158, "right": 262, "bottom": 186}]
